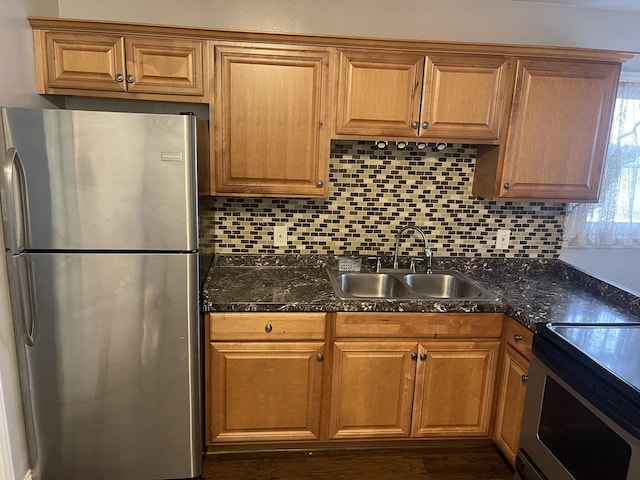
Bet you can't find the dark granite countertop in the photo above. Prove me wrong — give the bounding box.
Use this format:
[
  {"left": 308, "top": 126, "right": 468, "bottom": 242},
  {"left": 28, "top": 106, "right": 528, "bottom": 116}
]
[{"left": 201, "top": 255, "right": 640, "bottom": 332}]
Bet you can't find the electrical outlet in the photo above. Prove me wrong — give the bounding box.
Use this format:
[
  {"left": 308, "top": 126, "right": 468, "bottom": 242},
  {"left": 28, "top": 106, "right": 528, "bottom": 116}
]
[
  {"left": 274, "top": 225, "right": 288, "bottom": 247},
  {"left": 495, "top": 229, "right": 511, "bottom": 250}
]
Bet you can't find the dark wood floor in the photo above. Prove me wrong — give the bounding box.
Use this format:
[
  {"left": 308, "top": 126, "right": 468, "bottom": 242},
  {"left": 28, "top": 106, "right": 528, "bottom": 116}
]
[{"left": 203, "top": 445, "right": 514, "bottom": 480}]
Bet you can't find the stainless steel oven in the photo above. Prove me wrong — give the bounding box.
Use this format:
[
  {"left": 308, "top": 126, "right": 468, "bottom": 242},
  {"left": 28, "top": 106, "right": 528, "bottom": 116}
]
[{"left": 516, "top": 323, "right": 640, "bottom": 480}]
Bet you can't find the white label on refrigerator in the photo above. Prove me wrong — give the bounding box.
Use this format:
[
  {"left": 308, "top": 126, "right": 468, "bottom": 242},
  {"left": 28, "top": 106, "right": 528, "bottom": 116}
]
[{"left": 161, "top": 151, "right": 183, "bottom": 162}]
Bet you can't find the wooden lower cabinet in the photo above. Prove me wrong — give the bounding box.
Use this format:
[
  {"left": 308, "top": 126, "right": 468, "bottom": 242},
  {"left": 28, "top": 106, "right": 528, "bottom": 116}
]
[
  {"left": 206, "top": 312, "right": 327, "bottom": 444},
  {"left": 210, "top": 341, "right": 325, "bottom": 443},
  {"left": 329, "top": 341, "right": 417, "bottom": 439},
  {"left": 207, "top": 311, "right": 510, "bottom": 447},
  {"left": 493, "top": 318, "right": 534, "bottom": 464},
  {"left": 412, "top": 341, "right": 500, "bottom": 437},
  {"left": 493, "top": 345, "right": 530, "bottom": 463},
  {"left": 329, "top": 313, "right": 502, "bottom": 441}
]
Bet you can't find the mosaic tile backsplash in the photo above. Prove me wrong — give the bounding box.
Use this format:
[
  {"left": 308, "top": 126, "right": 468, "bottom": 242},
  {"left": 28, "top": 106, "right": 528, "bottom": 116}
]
[{"left": 199, "top": 141, "right": 566, "bottom": 258}]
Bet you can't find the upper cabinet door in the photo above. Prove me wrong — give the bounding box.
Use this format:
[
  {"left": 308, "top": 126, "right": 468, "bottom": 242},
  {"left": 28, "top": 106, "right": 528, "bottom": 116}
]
[
  {"left": 335, "top": 50, "right": 425, "bottom": 137},
  {"left": 213, "top": 43, "right": 331, "bottom": 197},
  {"left": 39, "top": 31, "right": 127, "bottom": 92},
  {"left": 496, "top": 59, "right": 620, "bottom": 201},
  {"left": 124, "top": 36, "right": 205, "bottom": 96},
  {"left": 420, "top": 55, "right": 511, "bottom": 141},
  {"left": 33, "top": 30, "right": 207, "bottom": 101},
  {"left": 334, "top": 50, "right": 510, "bottom": 142}
]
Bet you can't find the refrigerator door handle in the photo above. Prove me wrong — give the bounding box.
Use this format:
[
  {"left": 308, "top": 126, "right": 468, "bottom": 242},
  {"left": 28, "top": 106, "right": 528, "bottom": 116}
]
[
  {"left": 9, "top": 254, "right": 37, "bottom": 346},
  {"left": 23, "top": 255, "right": 37, "bottom": 346},
  {"left": 1, "top": 147, "right": 29, "bottom": 253}
]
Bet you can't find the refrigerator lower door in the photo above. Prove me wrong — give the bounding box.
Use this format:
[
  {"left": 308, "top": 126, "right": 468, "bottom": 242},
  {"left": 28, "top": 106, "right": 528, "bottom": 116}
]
[{"left": 13, "top": 252, "right": 201, "bottom": 479}]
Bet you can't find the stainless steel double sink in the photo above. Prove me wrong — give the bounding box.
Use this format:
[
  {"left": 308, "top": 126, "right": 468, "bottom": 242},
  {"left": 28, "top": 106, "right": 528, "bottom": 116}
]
[{"left": 327, "top": 268, "right": 497, "bottom": 301}]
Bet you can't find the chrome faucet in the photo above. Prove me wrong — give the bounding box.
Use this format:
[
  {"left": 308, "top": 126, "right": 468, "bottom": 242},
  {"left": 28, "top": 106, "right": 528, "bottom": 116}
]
[{"left": 393, "top": 225, "right": 433, "bottom": 273}]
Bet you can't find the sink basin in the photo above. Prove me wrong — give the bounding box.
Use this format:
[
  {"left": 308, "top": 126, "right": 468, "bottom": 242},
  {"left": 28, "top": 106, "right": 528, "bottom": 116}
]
[
  {"left": 327, "top": 268, "right": 497, "bottom": 301},
  {"left": 333, "top": 272, "right": 412, "bottom": 298},
  {"left": 402, "top": 273, "right": 494, "bottom": 299}
]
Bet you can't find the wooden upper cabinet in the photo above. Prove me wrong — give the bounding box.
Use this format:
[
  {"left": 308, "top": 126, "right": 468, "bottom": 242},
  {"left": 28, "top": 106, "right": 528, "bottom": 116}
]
[
  {"left": 473, "top": 58, "right": 620, "bottom": 202},
  {"left": 36, "top": 31, "right": 126, "bottom": 92},
  {"left": 33, "top": 30, "right": 207, "bottom": 101},
  {"left": 335, "top": 49, "right": 510, "bottom": 142},
  {"left": 335, "top": 50, "right": 425, "bottom": 137},
  {"left": 213, "top": 43, "right": 332, "bottom": 197},
  {"left": 124, "top": 36, "right": 205, "bottom": 96},
  {"left": 421, "top": 54, "right": 511, "bottom": 141}
]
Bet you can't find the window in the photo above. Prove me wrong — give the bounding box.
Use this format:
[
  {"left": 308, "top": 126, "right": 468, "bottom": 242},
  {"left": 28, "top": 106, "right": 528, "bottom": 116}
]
[{"left": 564, "top": 81, "right": 640, "bottom": 247}]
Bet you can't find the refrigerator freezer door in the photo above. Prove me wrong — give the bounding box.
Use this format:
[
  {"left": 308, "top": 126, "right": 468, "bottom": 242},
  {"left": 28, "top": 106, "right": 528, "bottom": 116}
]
[
  {"left": 0, "top": 108, "right": 198, "bottom": 252},
  {"left": 14, "top": 252, "right": 201, "bottom": 479}
]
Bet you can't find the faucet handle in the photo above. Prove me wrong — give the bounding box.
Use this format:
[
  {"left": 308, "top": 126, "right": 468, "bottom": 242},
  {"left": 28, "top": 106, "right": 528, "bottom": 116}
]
[
  {"left": 410, "top": 257, "right": 423, "bottom": 273},
  {"left": 424, "top": 248, "right": 433, "bottom": 274},
  {"left": 367, "top": 256, "right": 382, "bottom": 273}
]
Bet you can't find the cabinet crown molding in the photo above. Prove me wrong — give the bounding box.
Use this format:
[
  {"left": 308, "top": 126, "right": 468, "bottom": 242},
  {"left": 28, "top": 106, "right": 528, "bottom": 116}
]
[{"left": 28, "top": 16, "right": 637, "bottom": 63}]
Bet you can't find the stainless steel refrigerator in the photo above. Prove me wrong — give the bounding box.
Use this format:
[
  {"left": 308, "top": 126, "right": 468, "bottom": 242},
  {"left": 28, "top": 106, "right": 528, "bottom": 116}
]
[{"left": 0, "top": 107, "right": 202, "bottom": 479}]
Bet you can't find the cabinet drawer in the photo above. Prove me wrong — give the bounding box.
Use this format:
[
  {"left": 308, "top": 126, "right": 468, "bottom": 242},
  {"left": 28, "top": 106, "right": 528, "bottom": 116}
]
[
  {"left": 335, "top": 312, "right": 503, "bottom": 339},
  {"left": 504, "top": 318, "right": 533, "bottom": 359},
  {"left": 209, "top": 313, "right": 326, "bottom": 341}
]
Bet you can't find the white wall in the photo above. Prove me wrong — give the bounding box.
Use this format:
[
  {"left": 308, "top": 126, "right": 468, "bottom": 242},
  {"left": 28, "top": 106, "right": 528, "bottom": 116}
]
[
  {"left": 54, "top": 0, "right": 640, "bottom": 69},
  {"left": 0, "top": 0, "right": 57, "bottom": 478},
  {"left": 560, "top": 248, "right": 640, "bottom": 296}
]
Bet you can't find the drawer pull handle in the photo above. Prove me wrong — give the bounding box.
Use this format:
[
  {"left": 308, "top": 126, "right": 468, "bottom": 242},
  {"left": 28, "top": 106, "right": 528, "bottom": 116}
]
[
  {"left": 411, "top": 352, "right": 418, "bottom": 361},
  {"left": 514, "top": 334, "right": 523, "bottom": 342},
  {"left": 265, "top": 323, "right": 273, "bottom": 333},
  {"left": 419, "top": 353, "right": 427, "bottom": 361},
  {"left": 316, "top": 353, "right": 324, "bottom": 362},
  {"left": 522, "top": 375, "right": 529, "bottom": 383}
]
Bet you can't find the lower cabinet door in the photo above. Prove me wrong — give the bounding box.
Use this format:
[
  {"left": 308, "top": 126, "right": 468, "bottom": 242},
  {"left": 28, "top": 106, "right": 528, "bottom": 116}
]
[
  {"left": 329, "top": 341, "right": 417, "bottom": 439},
  {"left": 493, "top": 344, "right": 530, "bottom": 464},
  {"left": 411, "top": 341, "right": 500, "bottom": 437},
  {"left": 209, "top": 341, "right": 324, "bottom": 442}
]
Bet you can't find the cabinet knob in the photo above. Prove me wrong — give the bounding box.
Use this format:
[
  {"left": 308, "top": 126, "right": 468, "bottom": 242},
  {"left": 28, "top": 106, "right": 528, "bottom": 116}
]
[
  {"left": 504, "top": 182, "right": 511, "bottom": 191},
  {"left": 521, "top": 375, "right": 529, "bottom": 383},
  {"left": 419, "top": 352, "right": 427, "bottom": 361},
  {"left": 115, "top": 74, "right": 124, "bottom": 83},
  {"left": 316, "top": 180, "right": 324, "bottom": 188},
  {"left": 411, "top": 121, "right": 419, "bottom": 129},
  {"left": 422, "top": 121, "right": 430, "bottom": 130},
  {"left": 411, "top": 352, "right": 418, "bottom": 361},
  {"left": 514, "top": 334, "right": 523, "bottom": 342},
  {"left": 126, "top": 74, "right": 134, "bottom": 84},
  {"left": 316, "top": 353, "right": 324, "bottom": 362},
  {"left": 264, "top": 323, "right": 273, "bottom": 333}
]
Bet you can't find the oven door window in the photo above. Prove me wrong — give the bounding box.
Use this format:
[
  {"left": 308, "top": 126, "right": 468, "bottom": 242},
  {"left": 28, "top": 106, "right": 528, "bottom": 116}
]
[{"left": 539, "top": 377, "right": 631, "bottom": 480}]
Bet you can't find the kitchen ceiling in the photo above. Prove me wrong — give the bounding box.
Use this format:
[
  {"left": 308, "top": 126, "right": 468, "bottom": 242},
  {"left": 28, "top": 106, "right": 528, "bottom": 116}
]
[{"left": 511, "top": 0, "right": 640, "bottom": 11}]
